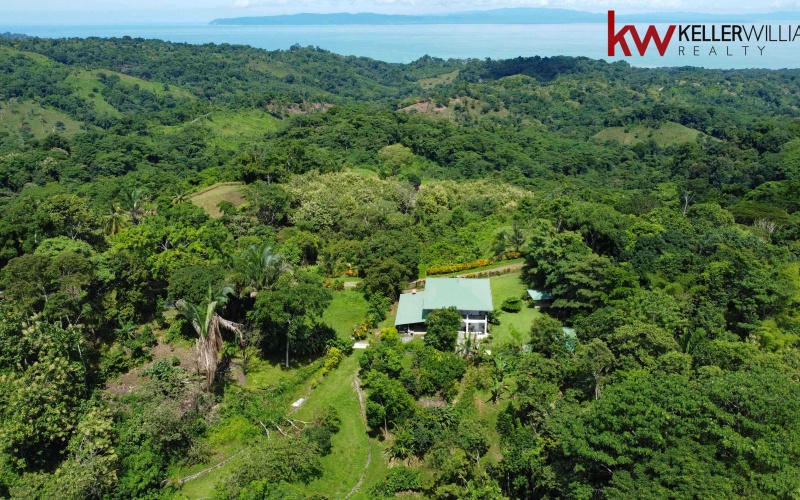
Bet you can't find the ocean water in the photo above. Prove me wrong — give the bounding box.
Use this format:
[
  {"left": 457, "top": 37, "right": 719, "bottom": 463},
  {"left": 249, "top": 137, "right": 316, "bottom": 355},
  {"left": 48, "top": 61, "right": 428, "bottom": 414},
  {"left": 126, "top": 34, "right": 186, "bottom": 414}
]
[{"left": 3, "top": 23, "right": 799, "bottom": 70}]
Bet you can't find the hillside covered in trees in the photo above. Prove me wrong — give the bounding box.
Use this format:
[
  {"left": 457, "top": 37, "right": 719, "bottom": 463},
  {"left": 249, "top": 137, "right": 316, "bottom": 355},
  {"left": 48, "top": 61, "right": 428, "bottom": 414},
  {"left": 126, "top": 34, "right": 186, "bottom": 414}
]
[{"left": 2, "top": 36, "right": 800, "bottom": 499}]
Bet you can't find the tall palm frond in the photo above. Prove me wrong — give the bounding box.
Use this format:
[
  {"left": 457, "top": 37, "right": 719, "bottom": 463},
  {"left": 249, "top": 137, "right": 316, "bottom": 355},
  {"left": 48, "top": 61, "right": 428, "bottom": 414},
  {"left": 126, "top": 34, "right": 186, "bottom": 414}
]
[
  {"left": 508, "top": 220, "right": 527, "bottom": 253},
  {"left": 175, "top": 286, "right": 242, "bottom": 391},
  {"left": 491, "top": 230, "right": 509, "bottom": 259},
  {"left": 123, "top": 188, "right": 149, "bottom": 224},
  {"left": 172, "top": 190, "right": 191, "bottom": 205},
  {"left": 237, "top": 244, "right": 292, "bottom": 295},
  {"left": 102, "top": 203, "right": 131, "bottom": 236},
  {"left": 318, "top": 247, "right": 342, "bottom": 278}
]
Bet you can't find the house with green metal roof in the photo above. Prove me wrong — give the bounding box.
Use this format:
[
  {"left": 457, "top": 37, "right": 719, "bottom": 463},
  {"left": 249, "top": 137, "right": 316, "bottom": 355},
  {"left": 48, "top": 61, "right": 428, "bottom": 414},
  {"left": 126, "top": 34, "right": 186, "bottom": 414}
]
[{"left": 395, "top": 278, "right": 494, "bottom": 338}]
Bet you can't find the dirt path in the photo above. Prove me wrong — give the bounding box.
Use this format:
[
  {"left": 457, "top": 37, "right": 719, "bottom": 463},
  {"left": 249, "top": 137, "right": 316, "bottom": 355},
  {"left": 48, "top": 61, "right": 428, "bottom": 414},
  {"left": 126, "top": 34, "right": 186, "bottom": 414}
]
[
  {"left": 345, "top": 373, "right": 371, "bottom": 500},
  {"left": 166, "top": 449, "right": 244, "bottom": 488}
]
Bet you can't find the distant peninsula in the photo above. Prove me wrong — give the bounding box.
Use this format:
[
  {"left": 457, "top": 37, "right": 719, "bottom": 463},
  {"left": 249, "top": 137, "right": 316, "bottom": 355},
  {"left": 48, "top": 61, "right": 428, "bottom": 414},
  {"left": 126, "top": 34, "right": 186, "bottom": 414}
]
[{"left": 211, "top": 8, "right": 800, "bottom": 26}]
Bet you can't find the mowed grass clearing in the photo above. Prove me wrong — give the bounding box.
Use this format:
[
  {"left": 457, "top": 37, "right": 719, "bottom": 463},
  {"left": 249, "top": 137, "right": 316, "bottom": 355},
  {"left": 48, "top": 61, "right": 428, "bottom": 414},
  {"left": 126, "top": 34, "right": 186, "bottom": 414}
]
[
  {"left": 190, "top": 182, "right": 246, "bottom": 218},
  {"left": 593, "top": 121, "right": 702, "bottom": 146},
  {"left": 322, "top": 290, "right": 369, "bottom": 341},
  {"left": 293, "top": 355, "right": 382, "bottom": 499},
  {"left": 177, "top": 354, "right": 382, "bottom": 499},
  {"left": 489, "top": 272, "right": 541, "bottom": 346}
]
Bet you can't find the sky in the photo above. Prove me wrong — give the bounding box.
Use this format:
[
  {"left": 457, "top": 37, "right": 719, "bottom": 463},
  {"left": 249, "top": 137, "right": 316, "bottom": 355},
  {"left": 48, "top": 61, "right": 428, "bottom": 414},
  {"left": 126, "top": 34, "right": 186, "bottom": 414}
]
[{"left": 3, "top": 0, "right": 800, "bottom": 24}]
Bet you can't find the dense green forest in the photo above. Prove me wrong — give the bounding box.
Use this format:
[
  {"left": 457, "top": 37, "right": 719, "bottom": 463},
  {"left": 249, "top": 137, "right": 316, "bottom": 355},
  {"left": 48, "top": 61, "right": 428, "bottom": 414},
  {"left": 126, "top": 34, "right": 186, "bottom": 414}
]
[{"left": 2, "top": 35, "right": 800, "bottom": 499}]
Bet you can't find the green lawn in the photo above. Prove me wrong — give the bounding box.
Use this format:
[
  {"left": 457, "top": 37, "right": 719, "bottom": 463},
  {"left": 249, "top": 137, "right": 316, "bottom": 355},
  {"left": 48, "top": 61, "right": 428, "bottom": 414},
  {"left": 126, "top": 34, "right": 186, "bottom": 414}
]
[
  {"left": 350, "top": 439, "right": 390, "bottom": 500},
  {"left": 243, "top": 355, "right": 298, "bottom": 389},
  {"left": 176, "top": 354, "right": 386, "bottom": 499},
  {"left": 379, "top": 301, "right": 398, "bottom": 331},
  {"left": 159, "top": 109, "right": 281, "bottom": 150},
  {"left": 65, "top": 68, "right": 194, "bottom": 120},
  {"left": 323, "top": 290, "right": 369, "bottom": 340},
  {"left": 294, "top": 355, "right": 383, "bottom": 498},
  {"left": 64, "top": 71, "right": 122, "bottom": 118},
  {"left": 489, "top": 273, "right": 541, "bottom": 346}
]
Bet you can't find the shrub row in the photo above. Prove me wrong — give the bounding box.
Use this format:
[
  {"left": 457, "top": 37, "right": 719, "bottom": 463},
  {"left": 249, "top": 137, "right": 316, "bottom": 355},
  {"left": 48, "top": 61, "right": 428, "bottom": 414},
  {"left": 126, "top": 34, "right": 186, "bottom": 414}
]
[
  {"left": 461, "top": 267, "right": 517, "bottom": 279},
  {"left": 427, "top": 258, "right": 496, "bottom": 276},
  {"left": 426, "top": 252, "right": 522, "bottom": 276}
]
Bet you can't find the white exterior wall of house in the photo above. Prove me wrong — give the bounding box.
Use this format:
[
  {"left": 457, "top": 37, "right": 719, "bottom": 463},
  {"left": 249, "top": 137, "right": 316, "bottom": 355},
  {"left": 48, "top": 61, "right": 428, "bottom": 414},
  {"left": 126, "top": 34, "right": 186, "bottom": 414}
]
[
  {"left": 461, "top": 310, "right": 489, "bottom": 338},
  {"left": 400, "top": 310, "right": 489, "bottom": 338}
]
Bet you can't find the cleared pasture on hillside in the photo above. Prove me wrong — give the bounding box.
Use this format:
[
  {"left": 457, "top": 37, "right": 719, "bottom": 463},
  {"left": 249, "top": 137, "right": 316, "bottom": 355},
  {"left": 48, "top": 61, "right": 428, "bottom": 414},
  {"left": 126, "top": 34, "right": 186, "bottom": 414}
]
[{"left": 190, "top": 182, "right": 246, "bottom": 218}]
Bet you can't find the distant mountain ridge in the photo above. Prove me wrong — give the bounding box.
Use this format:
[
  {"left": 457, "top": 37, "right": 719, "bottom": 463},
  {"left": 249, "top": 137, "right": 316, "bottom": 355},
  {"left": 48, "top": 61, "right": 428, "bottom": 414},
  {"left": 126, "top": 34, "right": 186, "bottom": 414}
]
[{"left": 211, "top": 8, "right": 800, "bottom": 26}]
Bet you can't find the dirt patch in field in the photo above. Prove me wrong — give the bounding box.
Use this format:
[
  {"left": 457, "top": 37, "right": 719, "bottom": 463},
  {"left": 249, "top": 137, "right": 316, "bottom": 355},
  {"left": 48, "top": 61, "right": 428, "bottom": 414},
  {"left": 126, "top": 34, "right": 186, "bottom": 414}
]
[{"left": 105, "top": 338, "right": 198, "bottom": 396}]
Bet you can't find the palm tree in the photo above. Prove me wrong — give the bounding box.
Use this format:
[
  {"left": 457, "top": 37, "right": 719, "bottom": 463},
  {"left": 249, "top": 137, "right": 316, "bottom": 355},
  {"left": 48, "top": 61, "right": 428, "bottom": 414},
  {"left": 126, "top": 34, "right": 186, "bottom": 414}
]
[
  {"left": 236, "top": 244, "right": 292, "bottom": 296},
  {"left": 175, "top": 286, "right": 243, "bottom": 392},
  {"left": 488, "top": 356, "right": 510, "bottom": 403},
  {"left": 491, "top": 230, "right": 509, "bottom": 259},
  {"left": 171, "top": 189, "right": 191, "bottom": 206},
  {"left": 508, "top": 220, "right": 527, "bottom": 253},
  {"left": 456, "top": 332, "right": 481, "bottom": 362},
  {"left": 102, "top": 203, "right": 131, "bottom": 236},
  {"left": 123, "top": 188, "right": 149, "bottom": 224},
  {"left": 113, "top": 317, "right": 137, "bottom": 341},
  {"left": 318, "top": 247, "right": 342, "bottom": 278},
  {"left": 488, "top": 376, "right": 510, "bottom": 404}
]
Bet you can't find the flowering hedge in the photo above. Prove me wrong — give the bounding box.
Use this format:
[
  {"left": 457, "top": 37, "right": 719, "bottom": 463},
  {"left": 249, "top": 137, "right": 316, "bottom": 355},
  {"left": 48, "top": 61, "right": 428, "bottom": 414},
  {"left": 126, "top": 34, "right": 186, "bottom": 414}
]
[
  {"left": 426, "top": 252, "right": 521, "bottom": 276},
  {"left": 426, "top": 259, "right": 495, "bottom": 276},
  {"left": 462, "top": 268, "right": 516, "bottom": 279}
]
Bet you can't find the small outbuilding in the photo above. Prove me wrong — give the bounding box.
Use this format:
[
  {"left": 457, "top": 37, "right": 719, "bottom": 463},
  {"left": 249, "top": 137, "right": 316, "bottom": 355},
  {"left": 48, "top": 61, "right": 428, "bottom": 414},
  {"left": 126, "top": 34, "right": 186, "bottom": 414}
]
[{"left": 527, "top": 289, "right": 554, "bottom": 308}]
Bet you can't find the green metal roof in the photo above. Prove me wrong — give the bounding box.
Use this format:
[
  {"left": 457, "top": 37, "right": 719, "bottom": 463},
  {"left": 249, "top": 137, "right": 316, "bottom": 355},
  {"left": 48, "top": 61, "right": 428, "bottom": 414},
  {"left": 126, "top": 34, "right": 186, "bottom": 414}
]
[
  {"left": 424, "top": 278, "right": 493, "bottom": 312},
  {"left": 527, "top": 289, "right": 554, "bottom": 301},
  {"left": 395, "top": 291, "right": 427, "bottom": 326},
  {"left": 395, "top": 278, "right": 494, "bottom": 327}
]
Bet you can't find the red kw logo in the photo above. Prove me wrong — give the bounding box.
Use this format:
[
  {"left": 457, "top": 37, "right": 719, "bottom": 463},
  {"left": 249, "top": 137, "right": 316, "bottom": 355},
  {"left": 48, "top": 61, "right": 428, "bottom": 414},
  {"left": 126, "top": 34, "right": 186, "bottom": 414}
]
[{"left": 608, "top": 10, "right": 676, "bottom": 56}]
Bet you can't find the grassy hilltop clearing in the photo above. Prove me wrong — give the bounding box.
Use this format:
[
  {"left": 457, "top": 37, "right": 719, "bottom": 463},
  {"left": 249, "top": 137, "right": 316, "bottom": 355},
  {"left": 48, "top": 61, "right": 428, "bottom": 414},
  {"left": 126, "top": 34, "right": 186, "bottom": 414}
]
[{"left": 2, "top": 35, "right": 800, "bottom": 499}]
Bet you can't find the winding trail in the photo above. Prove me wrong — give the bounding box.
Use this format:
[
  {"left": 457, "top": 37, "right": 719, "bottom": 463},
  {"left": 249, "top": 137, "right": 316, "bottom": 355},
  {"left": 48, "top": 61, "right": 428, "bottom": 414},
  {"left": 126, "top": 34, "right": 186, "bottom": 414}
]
[
  {"left": 165, "top": 449, "right": 244, "bottom": 488},
  {"left": 345, "top": 373, "right": 371, "bottom": 500}
]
